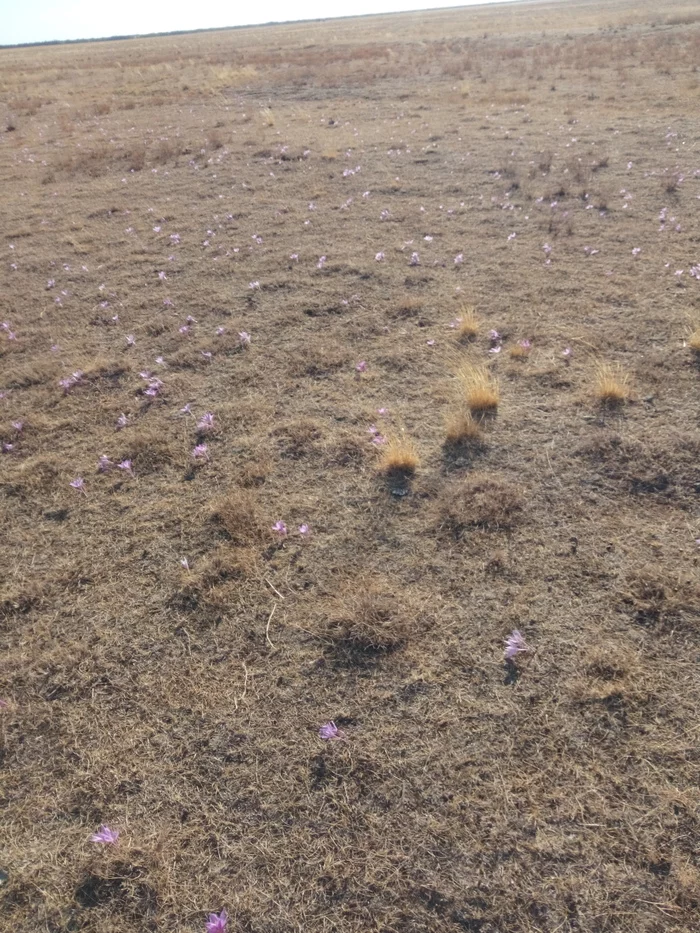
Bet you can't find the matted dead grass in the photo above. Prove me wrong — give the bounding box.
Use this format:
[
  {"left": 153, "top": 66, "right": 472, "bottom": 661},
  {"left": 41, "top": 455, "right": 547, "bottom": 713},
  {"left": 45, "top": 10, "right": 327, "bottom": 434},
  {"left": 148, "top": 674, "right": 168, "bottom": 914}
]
[{"left": 2, "top": 1, "right": 700, "bottom": 931}]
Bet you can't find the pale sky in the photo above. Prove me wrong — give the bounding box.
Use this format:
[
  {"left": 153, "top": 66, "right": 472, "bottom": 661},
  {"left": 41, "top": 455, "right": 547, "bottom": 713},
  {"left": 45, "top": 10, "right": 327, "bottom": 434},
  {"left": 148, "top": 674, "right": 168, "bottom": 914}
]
[{"left": 2, "top": 0, "right": 520, "bottom": 47}]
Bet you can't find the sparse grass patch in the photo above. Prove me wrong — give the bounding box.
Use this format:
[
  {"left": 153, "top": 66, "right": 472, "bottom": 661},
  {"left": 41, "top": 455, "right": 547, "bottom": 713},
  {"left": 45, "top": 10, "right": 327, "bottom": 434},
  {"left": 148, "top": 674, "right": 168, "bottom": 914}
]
[
  {"left": 323, "top": 577, "right": 409, "bottom": 658},
  {"left": 439, "top": 473, "right": 524, "bottom": 535},
  {"left": 454, "top": 305, "right": 480, "bottom": 341},
  {"left": 593, "top": 361, "right": 630, "bottom": 406},
  {"left": 376, "top": 427, "right": 419, "bottom": 478},
  {"left": 687, "top": 324, "right": 700, "bottom": 354},
  {"left": 457, "top": 362, "right": 500, "bottom": 413},
  {"left": 444, "top": 410, "right": 483, "bottom": 444}
]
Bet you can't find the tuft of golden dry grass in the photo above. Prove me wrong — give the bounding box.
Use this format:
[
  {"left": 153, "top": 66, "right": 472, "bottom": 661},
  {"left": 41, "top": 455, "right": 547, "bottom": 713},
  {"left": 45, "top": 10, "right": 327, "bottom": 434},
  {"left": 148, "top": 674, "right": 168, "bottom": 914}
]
[
  {"left": 444, "top": 410, "right": 483, "bottom": 444},
  {"left": 594, "top": 361, "right": 630, "bottom": 405},
  {"left": 457, "top": 363, "right": 500, "bottom": 413},
  {"left": 454, "top": 305, "right": 480, "bottom": 341},
  {"left": 376, "top": 428, "right": 419, "bottom": 475},
  {"left": 688, "top": 325, "right": 700, "bottom": 353}
]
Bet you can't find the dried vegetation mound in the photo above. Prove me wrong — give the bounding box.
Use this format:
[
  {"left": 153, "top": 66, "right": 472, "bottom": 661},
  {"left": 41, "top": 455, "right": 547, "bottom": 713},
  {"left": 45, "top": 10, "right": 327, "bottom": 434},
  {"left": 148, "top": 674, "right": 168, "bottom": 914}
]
[{"left": 438, "top": 473, "right": 525, "bottom": 535}]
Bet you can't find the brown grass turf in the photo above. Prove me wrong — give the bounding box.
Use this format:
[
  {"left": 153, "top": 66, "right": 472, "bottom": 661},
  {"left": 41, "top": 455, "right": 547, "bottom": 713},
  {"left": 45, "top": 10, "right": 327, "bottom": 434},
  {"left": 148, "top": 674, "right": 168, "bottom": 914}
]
[{"left": 2, "top": 1, "right": 700, "bottom": 931}]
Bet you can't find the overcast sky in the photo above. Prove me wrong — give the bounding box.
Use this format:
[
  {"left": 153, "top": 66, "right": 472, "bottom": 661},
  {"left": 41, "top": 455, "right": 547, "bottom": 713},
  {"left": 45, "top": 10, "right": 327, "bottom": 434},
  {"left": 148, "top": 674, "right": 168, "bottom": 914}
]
[{"left": 2, "top": 0, "right": 521, "bottom": 46}]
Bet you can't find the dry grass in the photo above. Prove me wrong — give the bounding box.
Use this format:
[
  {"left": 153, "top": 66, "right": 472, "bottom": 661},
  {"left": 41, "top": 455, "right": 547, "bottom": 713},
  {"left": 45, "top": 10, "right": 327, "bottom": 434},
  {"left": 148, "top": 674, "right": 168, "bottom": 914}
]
[
  {"left": 457, "top": 362, "right": 500, "bottom": 413},
  {"left": 454, "top": 305, "right": 480, "bottom": 341},
  {"left": 3, "top": 3, "right": 700, "bottom": 931},
  {"left": 376, "top": 427, "right": 420, "bottom": 476},
  {"left": 688, "top": 324, "right": 700, "bottom": 354},
  {"left": 593, "top": 361, "right": 631, "bottom": 406},
  {"left": 444, "top": 410, "right": 483, "bottom": 444}
]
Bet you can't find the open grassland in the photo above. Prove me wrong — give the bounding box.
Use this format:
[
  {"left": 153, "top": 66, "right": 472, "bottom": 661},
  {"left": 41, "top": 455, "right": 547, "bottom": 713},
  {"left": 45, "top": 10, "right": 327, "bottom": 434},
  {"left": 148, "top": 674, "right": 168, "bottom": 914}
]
[{"left": 1, "top": 1, "right": 700, "bottom": 930}]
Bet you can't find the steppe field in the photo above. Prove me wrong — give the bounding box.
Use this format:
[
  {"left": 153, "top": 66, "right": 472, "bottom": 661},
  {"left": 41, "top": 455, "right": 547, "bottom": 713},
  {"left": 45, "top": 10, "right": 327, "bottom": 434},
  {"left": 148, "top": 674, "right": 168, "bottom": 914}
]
[{"left": 1, "top": 0, "right": 700, "bottom": 929}]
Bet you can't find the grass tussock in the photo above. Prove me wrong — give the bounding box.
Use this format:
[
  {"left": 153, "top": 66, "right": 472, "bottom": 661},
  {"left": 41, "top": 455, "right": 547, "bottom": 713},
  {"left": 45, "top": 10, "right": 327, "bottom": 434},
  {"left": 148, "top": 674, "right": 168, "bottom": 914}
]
[
  {"left": 454, "top": 306, "right": 480, "bottom": 341},
  {"left": 376, "top": 427, "right": 419, "bottom": 477},
  {"left": 324, "top": 578, "right": 409, "bottom": 657},
  {"left": 687, "top": 325, "right": 700, "bottom": 354},
  {"left": 210, "top": 489, "right": 267, "bottom": 548},
  {"left": 457, "top": 363, "right": 500, "bottom": 413},
  {"left": 594, "top": 362, "right": 630, "bottom": 406},
  {"left": 444, "top": 410, "right": 483, "bottom": 444}
]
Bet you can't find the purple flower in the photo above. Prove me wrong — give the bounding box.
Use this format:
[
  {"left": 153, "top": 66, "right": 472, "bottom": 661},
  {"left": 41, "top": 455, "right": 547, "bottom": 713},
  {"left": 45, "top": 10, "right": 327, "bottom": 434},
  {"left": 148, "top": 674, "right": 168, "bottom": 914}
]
[
  {"left": 197, "top": 412, "right": 215, "bottom": 432},
  {"left": 180, "top": 403, "right": 193, "bottom": 415},
  {"left": 186, "top": 315, "right": 197, "bottom": 324},
  {"left": 206, "top": 909, "right": 228, "bottom": 933},
  {"left": 319, "top": 721, "right": 343, "bottom": 741},
  {"left": 249, "top": 280, "right": 260, "bottom": 290},
  {"left": 518, "top": 339, "right": 531, "bottom": 351},
  {"left": 201, "top": 351, "right": 212, "bottom": 360},
  {"left": 632, "top": 247, "right": 641, "bottom": 257},
  {"left": 179, "top": 325, "right": 190, "bottom": 335},
  {"left": 372, "top": 434, "right": 387, "bottom": 445},
  {"left": 158, "top": 271, "right": 167, "bottom": 280},
  {"left": 70, "top": 477, "right": 86, "bottom": 494},
  {"left": 489, "top": 329, "right": 501, "bottom": 343},
  {"left": 98, "top": 455, "right": 113, "bottom": 473},
  {"left": 180, "top": 557, "right": 190, "bottom": 570},
  {"left": 409, "top": 252, "right": 420, "bottom": 266},
  {"left": 238, "top": 331, "right": 251, "bottom": 347},
  {"left": 375, "top": 251, "right": 385, "bottom": 262},
  {"left": 90, "top": 825, "right": 119, "bottom": 844},
  {"left": 562, "top": 347, "right": 572, "bottom": 359},
  {"left": 192, "top": 444, "right": 209, "bottom": 460},
  {"left": 11, "top": 421, "right": 23, "bottom": 432},
  {"left": 317, "top": 255, "right": 327, "bottom": 269},
  {"left": 2, "top": 442, "right": 13, "bottom": 453},
  {"left": 125, "top": 334, "right": 135, "bottom": 347},
  {"left": 216, "top": 326, "right": 226, "bottom": 336},
  {"left": 163, "top": 297, "right": 174, "bottom": 308},
  {"left": 298, "top": 524, "right": 310, "bottom": 537},
  {"left": 543, "top": 243, "right": 552, "bottom": 256},
  {"left": 454, "top": 253, "right": 464, "bottom": 264},
  {"left": 272, "top": 520, "right": 287, "bottom": 536},
  {"left": 355, "top": 360, "right": 367, "bottom": 373},
  {"left": 504, "top": 630, "right": 529, "bottom": 660},
  {"left": 117, "top": 459, "right": 134, "bottom": 475}
]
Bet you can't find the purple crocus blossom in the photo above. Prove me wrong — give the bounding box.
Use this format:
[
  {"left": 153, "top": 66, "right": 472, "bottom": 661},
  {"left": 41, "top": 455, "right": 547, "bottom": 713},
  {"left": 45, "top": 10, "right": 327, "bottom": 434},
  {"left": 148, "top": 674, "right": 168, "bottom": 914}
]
[
  {"left": 238, "top": 331, "right": 251, "bottom": 347},
  {"left": 504, "top": 630, "right": 529, "bottom": 660},
  {"left": 117, "top": 459, "right": 134, "bottom": 475},
  {"left": 11, "top": 421, "right": 23, "bottom": 432},
  {"left": 319, "top": 721, "right": 343, "bottom": 741},
  {"left": 355, "top": 360, "right": 367, "bottom": 373},
  {"left": 116, "top": 413, "right": 128, "bottom": 429},
  {"left": 375, "top": 251, "right": 385, "bottom": 261},
  {"left": 272, "top": 521, "right": 287, "bottom": 536},
  {"left": 125, "top": 334, "right": 136, "bottom": 347},
  {"left": 192, "top": 444, "right": 209, "bottom": 460},
  {"left": 2, "top": 442, "right": 13, "bottom": 453},
  {"left": 197, "top": 412, "right": 215, "bottom": 432},
  {"left": 70, "top": 478, "right": 86, "bottom": 494},
  {"left": 409, "top": 252, "right": 420, "bottom": 266},
  {"left": 90, "top": 825, "right": 119, "bottom": 844},
  {"left": 298, "top": 524, "right": 310, "bottom": 537},
  {"left": 98, "top": 455, "right": 113, "bottom": 473},
  {"left": 206, "top": 909, "right": 228, "bottom": 933}
]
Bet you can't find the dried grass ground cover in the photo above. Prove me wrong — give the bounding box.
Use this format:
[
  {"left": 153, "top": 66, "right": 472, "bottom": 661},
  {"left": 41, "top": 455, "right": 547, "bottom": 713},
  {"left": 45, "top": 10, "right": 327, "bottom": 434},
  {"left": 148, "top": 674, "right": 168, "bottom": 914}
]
[{"left": 1, "top": 1, "right": 700, "bottom": 930}]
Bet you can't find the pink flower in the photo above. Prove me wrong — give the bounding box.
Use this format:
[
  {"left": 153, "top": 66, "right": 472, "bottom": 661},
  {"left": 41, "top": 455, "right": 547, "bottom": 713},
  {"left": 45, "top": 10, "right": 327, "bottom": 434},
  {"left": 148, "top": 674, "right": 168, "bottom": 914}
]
[
  {"left": 200, "top": 351, "right": 212, "bottom": 360},
  {"left": 238, "top": 331, "right": 251, "bottom": 347},
  {"left": 317, "top": 255, "right": 327, "bottom": 269},
  {"left": 355, "top": 360, "right": 367, "bottom": 373},
  {"left": 543, "top": 243, "right": 552, "bottom": 256},
  {"left": 298, "top": 524, "right": 310, "bottom": 537},
  {"left": 179, "top": 325, "right": 190, "bottom": 335},
  {"left": 192, "top": 444, "right": 209, "bottom": 460},
  {"left": 11, "top": 421, "right": 23, "bottom": 432},
  {"left": 489, "top": 330, "right": 501, "bottom": 343},
  {"left": 117, "top": 459, "right": 134, "bottom": 475},
  {"left": 197, "top": 412, "right": 215, "bottom": 432},
  {"left": 180, "top": 557, "right": 190, "bottom": 570},
  {"left": 98, "top": 455, "right": 113, "bottom": 473},
  {"left": 632, "top": 247, "right": 641, "bottom": 257},
  {"left": 290, "top": 253, "right": 299, "bottom": 261},
  {"left": 504, "top": 630, "right": 529, "bottom": 660},
  {"left": 70, "top": 477, "right": 86, "bottom": 494},
  {"left": 562, "top": 347, "right": 572, "bottom": 358},
  {"left": 2, "top": 442, "right": 14, "bottom": 453},
  {"left": 125, "top": 334, "right": 135, "bottom": 347},
  {"left": 249, "top": 281, "right": 260, "bottom": 290},
  {"left": 319, "top": 721, "right": 344, "bottom": 740},
  {"left": 454, "top": 253, "right": 464, "bottom": 264},
  {"left": 507, "top": 232, "right": 516, "bottom": 241},
  {"left": 489, "top": 346, "right": 501, "bottom": 354},
  {"left": 90, "top": 825, "right": 119, "bottom": 844},
  {"left": 216, "top": 326, "right": 226, "bottom": 336},
  {"left": 377, "top": 407, "right": 388, "bottom": 416},
  {"left": 372, "top": 434, "right": 387, "bottom": 445},
  {"left": 206, "top": 909, "right": 228, "bottom": 933},
  {"left": 47, "top": 278, "right": 55, "bottom": 289},
  {"left": 158, "top": 271, "right": 167, "bottom": 280},
  {"left": 375, "top": 252, "right": 385, "bottom": 262},
  {"left": 518, "top": 339, "right": 531, "bottom": 351},
  {"left": 427, "top": 339, "right": 436, "bottom": 346},
  {"left": 272, "top": 521, "right": 287, "bottom": 536},
  {"left": 409, "top": 252, "right": 420, "bottom": 266}
]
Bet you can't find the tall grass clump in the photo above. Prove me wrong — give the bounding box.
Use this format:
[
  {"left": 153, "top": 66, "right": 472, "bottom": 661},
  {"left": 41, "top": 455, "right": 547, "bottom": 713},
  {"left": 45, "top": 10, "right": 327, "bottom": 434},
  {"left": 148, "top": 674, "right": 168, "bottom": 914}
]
[
  {"left": 458, "top": 363, "right": 500, "bottom": 413},
  {"left": 593, "top": 362, "right": 630, "bottom": 406},
  {"left": 377, "top": 427, "right": 419, "bottom": 476},
  {"left": 455, "top": 306, "right": 480, "bottom": 341}
]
